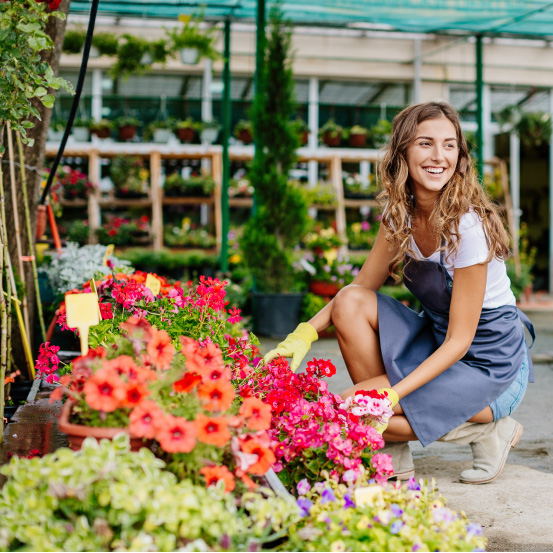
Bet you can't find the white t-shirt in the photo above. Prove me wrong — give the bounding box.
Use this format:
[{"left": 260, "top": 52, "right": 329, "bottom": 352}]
[{"left": 409, "top": 210, "right": 516, "bottom": 309}]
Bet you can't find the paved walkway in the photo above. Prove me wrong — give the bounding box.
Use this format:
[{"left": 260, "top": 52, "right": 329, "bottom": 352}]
[{"left": 259, "top": 306, "right": 553, "bottom": 552}]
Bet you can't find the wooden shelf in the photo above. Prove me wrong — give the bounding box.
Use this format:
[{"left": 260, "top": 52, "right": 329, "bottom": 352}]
[
  {"left": 343, "top": 199, "right": 379, "bottom": 208},
  {"left": 228, "top": 197, "right": 253, "bottom": 207},
  {"left": 98, "top": 197, "right": 153, "bottom": 208},
  {"left": 162, "top": 196, "right": 215, "bottom": 205},
  {"left": 59, "top": 198, "right": 87, "bottom": 207}
]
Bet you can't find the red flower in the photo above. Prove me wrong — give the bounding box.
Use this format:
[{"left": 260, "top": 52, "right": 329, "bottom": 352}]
[
  {"left": 197, "top": 380, "right": 235, "bottom": 412},
  {"left": 306, "top": 358, "right": 336, "bottom": 378},
  {"left": 146, "top": 329, "right": 175, "bottom": 370},
  {"left": 156, "top": 414, "right": 197, "bottom": 453},
  {"left": 129, "top": 400, "right": 163, "bottom": 439},
  {"left": 200, "top": 465, "right": 235, "bottom": 493},
  {"left": 173, "top": 372, "right": 202, "bottom": 393},
  {"left": 239, "top": 397, "right": 272, "bottom": 431},
  {"left": 194, "top": 413, "right": 231, "bottom": 447},
  {"left": 121, "top": 381, "right": 149, "bottom": 407},
  {"left": 82, "top": 368, "right": 126, "bottom": 412},
  {"left": 241, "top": 439, "right": 276, "bottom": 475}
]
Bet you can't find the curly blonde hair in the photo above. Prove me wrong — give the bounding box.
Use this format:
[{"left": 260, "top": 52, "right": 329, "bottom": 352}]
[{"left": 377, "top": 101, "right": 510, "bottom": 281}]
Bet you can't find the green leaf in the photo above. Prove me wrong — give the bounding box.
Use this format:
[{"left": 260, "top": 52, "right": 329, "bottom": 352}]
[
  {"left": 33, "top": 86, "right": 47, "bottom": 97},
  {"left": 40, "top": 94, "right": 55, "bottom": 108}
]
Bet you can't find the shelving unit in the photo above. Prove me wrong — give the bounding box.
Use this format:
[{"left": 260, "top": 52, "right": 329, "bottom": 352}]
[{"left": 46, "top": 142, "right": 381, "bottom": 255}]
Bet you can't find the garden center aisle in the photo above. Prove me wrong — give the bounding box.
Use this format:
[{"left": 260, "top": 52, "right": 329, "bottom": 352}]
[{"left": 260, "top": 306, "right": 553, "bottom": 552}]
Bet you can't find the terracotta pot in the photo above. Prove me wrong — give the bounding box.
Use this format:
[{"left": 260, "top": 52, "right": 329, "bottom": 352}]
[
  {"left": 118, "top": 125, "right": 137, "bottom": 142},
  {"left": 237, "top": 129, "right": 253, "bottom": 144},
  {"left": 323, "top": 131, "right": 341, "bottom": 147},
  {"left": 300, "top": 131, "right": 309, "bottom": 146},
  {"left": 309, "top": 281, "right": 340, "bottom": 297},
  {"left": 36, "top": 205, "right": 47, "bottom": 239},
  {"left": 349, "top": 133, "right": 367, "bottom": 148},
  {"left": 176, "top": 127, "right": 195, "bottom": 143},
  {"left": 58, "top": 400, "right": 149, "bottom": 451},
  {"left": 91, "top": 127, "right": 111, "bottom": 139}
]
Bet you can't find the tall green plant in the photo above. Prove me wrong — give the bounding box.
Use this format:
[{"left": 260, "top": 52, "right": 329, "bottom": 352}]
[{"left": 240, "top": 4, "right": 308, "bottom": 293}]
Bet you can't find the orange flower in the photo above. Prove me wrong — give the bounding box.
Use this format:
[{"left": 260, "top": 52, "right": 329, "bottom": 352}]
[
  {"left": 129, "top": 400, "right": 163, "bottom": 439},
  {"left": 197, "top": 380, "right": 235, "bottom": 412},
  {"left": 103, "top": 355, "right": 139, "bottom": 377},
  {"left": 156, "top": 414, "right": 196, "bottom": 453},
  {"left": 173, "top": 372, "right": 202, "bottom": 393},
  {"left": 146, "top": 329, "right": 175, "bottom": 370},
  {"left": 120, "top": 316, "right": 154, "bottom": 341},
  {"left": 239, "top": 397, "right": 272, "bottom": 431},
  {"left": 235, "top": 468, "right": 258, "bottom": 491},
  {"left": 121, "top": 381, "right": 149, "bottom": 407},
  {"left": 241, "top": 439, "right": 276, "bottom": 475},
  {"left": 199, "top": 465, "right": 235, "bottom": 493},
  {"left": 194, "top": 413, "right": 231, "bottom": 447},
  {"left": 82, "top": 368, "right": 126, "bottom": 412}
]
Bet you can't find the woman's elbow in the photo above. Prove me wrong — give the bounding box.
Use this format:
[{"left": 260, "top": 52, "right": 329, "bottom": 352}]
[{"left": 444, "top": 335, "right": 474, "bottom": 359}]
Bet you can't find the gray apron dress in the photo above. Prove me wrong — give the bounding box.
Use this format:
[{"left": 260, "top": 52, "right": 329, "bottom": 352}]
[{"left": 376, "top": 249, "right": 535, "bottom": 447}]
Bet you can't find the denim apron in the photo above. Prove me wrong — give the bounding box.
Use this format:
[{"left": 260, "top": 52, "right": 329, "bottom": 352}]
[{"left": 376, "top": 249, "right": 535, "bottom": 446}]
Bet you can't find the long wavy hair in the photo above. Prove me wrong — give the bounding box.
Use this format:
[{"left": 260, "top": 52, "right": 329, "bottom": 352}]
[{"left": 377, "top": 101, "right": 510, "bottom": 281}]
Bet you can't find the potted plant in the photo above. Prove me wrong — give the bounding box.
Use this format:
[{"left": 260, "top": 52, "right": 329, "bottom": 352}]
[
  {"left": 197, "top": 119, "right": 220, "bottom": 144},
  {"left": 370, "top": 118, "right": 392, "bottom": 148},
  {"left": 51, "top": 165, "right": 95, "bottom": 200},
  {"left": 173, "top": 118, "right": 196, "bottom": 143},
  {"left": 291, "top": 118, "right": 309, "bottom": 146},
  {"left": 319, "top": 119, "right": 344, "bottom": 147},
  {"left": 163, "top": 222, "right": 217, "bottom": 249},
  {"left": 240, "top": 5, "right": 310, "bottom": 337},
  {"left": 47, "top": 118, "right": 66, "bottom": 141},
  {"left": 166, "top": 16, "right": 220, "bottom": 65},
  {"left": 109, "top": 155, "right": 149, "bottom": 198},
  {"left": 91, "top": 31, "right": 119, "bottom": 57},
  {"left": 348, "top": 124, "right": 369, "bottom": 147},
  {"left": 62, "top": 29, "right": 86, "bottom": 55},
  {"left": 343, "top": 172, "right": 378, "bottom": 199},
  {"left": 71, "top": 117, "right": 90, "bottom": 142},
  {"left": 163, "top": 173, "right": 215, "bottom": 197},
  {"left": 111, "top": 34, "right": 153, "bottom": 80},
  {"left": 347, "top": 218, "right": 381, "bottom": 250},
  {"left": 114, "top": 115, "right": 140, "bottom": 142},
  {"left": 143, "top": 119, "right": 174, "bottom": 143},
  {"left": 234, "top": 120, "right": 253, "bottom": 145},
  {"left": 89, "top": 119, "right": 113, "bottom": 139}
]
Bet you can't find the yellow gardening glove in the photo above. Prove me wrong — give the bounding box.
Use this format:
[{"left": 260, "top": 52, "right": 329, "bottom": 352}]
[
  {"left": 263, "top": 322, "right": 318, "bottom": 373},
  {"left": 375, "top": 387, "right": 399, "bottom": 434}
]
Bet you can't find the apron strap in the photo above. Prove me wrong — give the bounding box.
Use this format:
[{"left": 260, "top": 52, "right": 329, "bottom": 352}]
[{"left": 517, "top": 308, "right": 536, "bottom": 349}]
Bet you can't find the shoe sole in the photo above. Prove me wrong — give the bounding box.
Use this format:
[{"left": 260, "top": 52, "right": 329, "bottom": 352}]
[
  {"left": 460, "top": 422, "right": 523, "bottom": 485},
  {"left": 388, "top": 468, "right": 415, "bottom": 481}
]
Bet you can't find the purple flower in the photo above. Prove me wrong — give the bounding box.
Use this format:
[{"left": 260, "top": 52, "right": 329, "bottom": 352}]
[
  {"left": 321, "top": 487, "right": 337, "bottom": 504},
  {"left": 412, "top": 545, "right": 420, "bottom": 552},
  {"left": 297, "top": 497, "right": 313, "bottom": 517},
  {"left": 343, "top": 492, "right": 356, "bottom": 509},
  {"left": 390, "top": 520, "right": 403, "bottom": 534},
  {"left": 433, "top": 507, "right": 456, "bottom": 524},
  {"left": 220, "top": 534, "right": 231, "bottom": 549},
  {"left": 296, "top": 478, "right": 311, "bottom": 496},
  {"left": 467, "top": 523, "right": 483, "bottom": 536},
  {"left": 391, "top": 504, "right": 404, "bottom": 518},
  {"left": 407, "top": 477, "right": 421, "bottom": 491}
]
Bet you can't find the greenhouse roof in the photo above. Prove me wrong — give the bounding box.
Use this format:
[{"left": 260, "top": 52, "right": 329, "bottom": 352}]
[{"left": 69, "top": 0, "right": 553, "bottom": 38}]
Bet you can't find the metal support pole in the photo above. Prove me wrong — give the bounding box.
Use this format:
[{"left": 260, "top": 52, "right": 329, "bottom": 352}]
[
  {"left": 475, "top": 35, "right": 484, "bottom": 180},
  {"left": 549, "top": 90, "right": 553, "bottom": 292},
  {"left": 510, "top": 131, "right": 521, "bottom": 248},
  {"left": 202, "top": 59, "right": 213, "bottom": 124},
  {"left": 220, "top": 18, "right": 231, "bottom": 273},
  {"left": 91, "top": 68, "right": 102, "bottom": 121},
  {"left": 308, "top": 76, "right": 319, "bottom": 186},
  {"left": 483, "top": 84, "right": 493, "bottom": 162},
  {"left": 413, "top": 38, "right": 422, "bottom": 104}
]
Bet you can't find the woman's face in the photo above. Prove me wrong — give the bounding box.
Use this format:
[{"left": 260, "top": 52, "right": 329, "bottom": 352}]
[{"left": 405, "top": 116, "right": 459, "bottom": 200}]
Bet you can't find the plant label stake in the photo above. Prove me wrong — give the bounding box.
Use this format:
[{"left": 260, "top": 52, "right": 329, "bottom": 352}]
[
  {"left": 65, "top": 293, "right": 100, "bottom": 356},
  {"left": 102, "top": 244, "right": 114, "bottom": 266},
  {"left": 145, "top": 274, "right": 161, "bottom": 296},
  {"left": 89, "top": 279, "right": 102, "bottom": 319}
]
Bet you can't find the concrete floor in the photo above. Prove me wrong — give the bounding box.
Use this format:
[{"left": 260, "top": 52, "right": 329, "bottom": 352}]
[{"left": 259, "top": 307, "right": 553, "bottom": 552}]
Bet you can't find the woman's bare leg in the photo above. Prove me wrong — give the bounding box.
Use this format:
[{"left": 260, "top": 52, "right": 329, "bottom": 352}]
[
  {"left": 331, "top": 285, "right": 386, "bottom": 384},
  {"left": 469, "top": 406, "right": 494, "bottom": 423}
]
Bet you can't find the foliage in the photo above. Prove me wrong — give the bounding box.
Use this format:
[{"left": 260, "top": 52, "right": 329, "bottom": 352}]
[
  {"left": 343, "top": 172, "right": 378, "bottom": 198},
  {"left": 49, "top": 165, "right": 95, "bottom": 199},
  {"left": 114, "top": 115, "right": 140, "bottom": 128},
  {"left": 40, "top": 242, "right": 132, "bottom": 295},
  {"left": 379, "top": 284, "right": 419, "bottom": 308},
  {"left": 300, "top": 251, "right": 358, "bottom": 287},
  {"left": 506, "top": 222, "right": 537, "bottom": 299},
  {"left": 164, "top": 222, "right": 216, "bottom": 249},
  {"left": 142, "top": 119, "right": 174, "bottom": 141},
  {"left": 163, "top": 173, "right": 215, "bottom": 196},
  {"left": 234, "top": 119, "right": 253, "bottom": 139},
  {"left": 303, "top": 226, "right": 343, "bottom": 251},
  {"left": 109, "top": 155, "right": 149, "bottom": 196},
  {"left": 300, "top": 183, "right": 336, "bottom": 206},
  {"left": 319, "top": 119, "right": 344, "bottom": 142},
  {"left": 117, "top": 248, "right": 218, "bottom": 275},
  {"left": 301, "top": 292, "right": 329, "bottom": 320},
  {"left": 165, "top": 15, "right": 220, "bottom": 61},
  {"left": 62, "top": 28, "right": 85, "bottom": 54},
  {"left": 0, "top": 0, "right": 74, "bottom": 149},
  {"left": 240, "top": 5, "right": 309, "bottom": 293},
  {"left": 0, "top": 434, "right": 299, "bottom": 552},
  {"left": 64, "top": 219, "right": 90, "bottom": 245},
  {"left": 89, "top": 118, "right": 114, "bottom": 134},
  {"left": 96, "top": 215, "right": 151, "bottom": 247},
  {"left": 285, "top": 473, "right": 487, "bottom": 552},
  {"left": 91, "top": 31, "right": 119, "bottom": 56},
  {"left": 347, "top": 219, "right": 380, "bottom": 250},
  {"left": 498, "top": 105, "right": 551, "bottom": 151},
  {"left": 348, "top": 124, "right": 369, "bottom": 136},
  {"left": 110, "top": 34, "right": 154, "bottom": 80},
  {"left": 173, "top": 117, "right": 196, "bottom": 129},
  {"left": 369, "top": 119, "right": 392, "bottom": 148}
]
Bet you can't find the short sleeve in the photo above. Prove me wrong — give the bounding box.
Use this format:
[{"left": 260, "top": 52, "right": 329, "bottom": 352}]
[{"left": 452, "top": 211, "right": 490, "bottom": 269}]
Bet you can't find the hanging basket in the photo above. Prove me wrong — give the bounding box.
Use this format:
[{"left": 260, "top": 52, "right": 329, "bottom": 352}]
[
  {"left": 179, "top": 47, "right": 200, "bottom": 65},
  {"left": 200, "top": 127, "right": 219, "bottom": 144}
]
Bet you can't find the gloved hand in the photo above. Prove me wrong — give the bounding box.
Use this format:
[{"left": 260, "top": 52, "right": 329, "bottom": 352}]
[
  {"left": 263, "top": 322, "right": 318, "bottom": 372},
  {"left": 375, "top": 387, "right": 399, "bottom": 434}
]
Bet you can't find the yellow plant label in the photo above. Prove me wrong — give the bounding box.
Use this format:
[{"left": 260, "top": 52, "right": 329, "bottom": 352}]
[
  {"left": 102, "top": 244, "right": 114, "bottom": 266},
  {"left": 65, "top": 293, "right": 100, "bottom": 356},
  {"left": 145, "top": 274, "right": 161, "bottom": 296},
  {"left": 89, "top": 279, "right": 102, "bottom": 319},
  {"left": 178, "top": 14, "right": 192, "bottom": 23}
]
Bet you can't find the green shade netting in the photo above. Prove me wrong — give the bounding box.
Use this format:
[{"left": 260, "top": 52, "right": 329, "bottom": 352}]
[{"left": 68, "top": 0, "right": 553, "bottom": 37}]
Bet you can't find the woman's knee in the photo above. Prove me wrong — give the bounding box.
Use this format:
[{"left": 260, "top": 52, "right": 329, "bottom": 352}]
[{"left": 332, "top": 285, "right": 378, "bottom": 330}]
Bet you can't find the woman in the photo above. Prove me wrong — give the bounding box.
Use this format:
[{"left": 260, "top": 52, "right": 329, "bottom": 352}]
[{"left": 265, "top": 101, "right": 534, "bottom": 485}]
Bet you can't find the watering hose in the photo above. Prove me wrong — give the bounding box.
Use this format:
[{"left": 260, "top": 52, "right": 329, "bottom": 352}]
[{"left": 39, "top": 0, "right": 100, "bottom": 205}]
